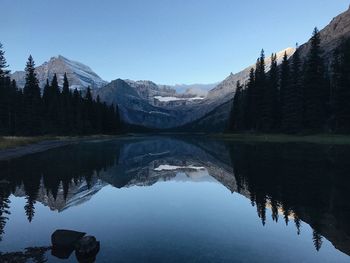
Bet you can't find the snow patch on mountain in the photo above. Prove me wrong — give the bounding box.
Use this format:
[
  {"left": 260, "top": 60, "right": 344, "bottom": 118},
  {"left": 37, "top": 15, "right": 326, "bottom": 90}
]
[
  {"left": 154, "top": 164, "right": 206, "bottom": 171},
  {"left": 11, "top": 55, "right": 107, "bottom": 90},
  {"left": 154, "top": 96, "right": 204, "bottom": 102}
]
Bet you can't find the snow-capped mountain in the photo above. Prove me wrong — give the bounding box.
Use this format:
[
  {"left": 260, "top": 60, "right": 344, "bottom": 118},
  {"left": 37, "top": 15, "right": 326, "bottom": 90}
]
[{"left": 11, "top": 55, "right": 107, "bottom": 90}]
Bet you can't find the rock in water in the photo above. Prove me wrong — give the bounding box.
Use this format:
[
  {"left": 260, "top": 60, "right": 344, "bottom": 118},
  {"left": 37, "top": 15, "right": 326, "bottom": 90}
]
[
  {"left": 75, "top": 236, "right": 100, "bottom": 263},
  {"left": 51, "top": 229, "right": 86, "bottom": 259}
]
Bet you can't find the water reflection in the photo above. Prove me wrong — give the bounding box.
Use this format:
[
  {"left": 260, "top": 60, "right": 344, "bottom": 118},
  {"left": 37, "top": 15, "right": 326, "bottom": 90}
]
[{"left": 0, "top": 136, "right": 350, "bottom": 261}]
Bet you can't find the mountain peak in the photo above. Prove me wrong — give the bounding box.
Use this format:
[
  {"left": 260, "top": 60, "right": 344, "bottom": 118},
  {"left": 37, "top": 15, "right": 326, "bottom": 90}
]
[{"left": 11, "top": 55, "right": 107, "bottom": 90}]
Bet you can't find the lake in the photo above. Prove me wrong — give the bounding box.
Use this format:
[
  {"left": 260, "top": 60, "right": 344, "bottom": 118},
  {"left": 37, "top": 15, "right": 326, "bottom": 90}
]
[{"left": 0, "top": 136, "right": 349, "bottom": 262}]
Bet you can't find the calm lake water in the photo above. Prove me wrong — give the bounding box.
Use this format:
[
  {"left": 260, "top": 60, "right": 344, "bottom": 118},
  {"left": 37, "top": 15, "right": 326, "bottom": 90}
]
[{"left": 0, "top": 136, "right": 350, "bottom": 262}]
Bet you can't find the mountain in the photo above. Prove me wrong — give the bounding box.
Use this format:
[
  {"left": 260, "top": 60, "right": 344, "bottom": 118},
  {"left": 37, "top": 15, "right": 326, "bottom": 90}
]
[
  {"left": 94, "top": 47, "right": 295, "bottom": 129},
  {"left": 298, "top": 6, "right": 350, "bottom": 64},
  {"left": 94, "top": 79, "right": 208, "bottom": 128},
  {"left": 206, "top": 47, "right": 296, "bottom": 102},
  {"left": 176, "top": 100, "right": 232, "bottom": 132},
  {"left": 183, "top": 7, "right": 350, "bottom": 132},
  {"left": 170, "top": 83, "right": 218, "bottom": 96},
  {"left": 8, "top": 7, "right": 349, "bottom": 131},
  {"left": 11, "top": 55, "right": 107, "bottom": 90}
]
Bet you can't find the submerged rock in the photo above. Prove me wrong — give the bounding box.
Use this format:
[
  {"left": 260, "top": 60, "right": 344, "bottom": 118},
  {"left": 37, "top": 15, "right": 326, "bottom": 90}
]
[{"left": 75, "top": 236, "right": 100, "bottom": 263}]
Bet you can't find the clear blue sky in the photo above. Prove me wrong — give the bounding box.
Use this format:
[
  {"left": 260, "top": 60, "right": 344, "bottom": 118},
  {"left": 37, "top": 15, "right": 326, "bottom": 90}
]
[{"left": 1, "top": 0, "right": 349, "bottom": 85}]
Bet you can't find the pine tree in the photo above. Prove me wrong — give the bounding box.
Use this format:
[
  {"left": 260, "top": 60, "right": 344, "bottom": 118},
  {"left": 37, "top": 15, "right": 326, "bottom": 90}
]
[
  {"left": 230, "top": 81, "right": 244, "bottom": 131},
  {"left": 312, "top": 230, "right": 323, "bottom": 251},
  {"left": 8, "top": 79, "right": 19, "bottom": 134},
  {"left": 14, "top": 83, "right": 24, "bottom": 135},
  {"left": 261, "top": 53, "right": 279, "bottom": 131},
  {"left": 244, "top": 68, "right": 256, "bottom": 130},
  {"left": 42, "top": 79, "right": 50, "bottom": 133},
  {"left": 83, "top": 87, "right": 94, "bottom": 133},
  {"left": 23, "top": 55, "right": 42, "bottom": 135},
  {"left": 0, "top": 43, "right": 10, "bottom": 78},
  {"left": 254, "top": 50, "right": 266, "bottom": 130},
  {"left": 0, "top": 188, "right": 11, "bottom": 241},
  {"left": 0, "top": 43, "right": 11, "bottom": 134},
  {"left": 303, "top": 28, "right": 328, "bottom": 131},
  {"left": 61, "top": 73, "right": 72, "bottom": 134},
  {"left": 282, "top": 46, "right": 303, "bottom": 133},
  {"left": 280, "top": 51, "right": 290, "bottom": 129},
  {"left": 24, "top": 196, "right": 36, "bottom": 223},
  {"left": 72, "top": 88, "right": 83, "bottom": 133},
  {"left": 331, "top": 38, "right": 350, "bottom": 133}
]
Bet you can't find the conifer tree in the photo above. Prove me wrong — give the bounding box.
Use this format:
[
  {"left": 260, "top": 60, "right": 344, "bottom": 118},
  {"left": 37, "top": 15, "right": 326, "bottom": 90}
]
[
  {"left": 0, "top": 43, "right": 10, "bottom": 78},
  {"left": 303, "top": 28, "right": 327, "bottom": 131},
  {"left": 244, "top": 68, "right": 256, "bottom": 130},
  {"left": 261, "top": 53, "right": 279, "bottom": 131},
  {"left": 0, "top": 43, "right": 11, "bottom": 133},
  {"left": 312, "top": 230, "right": 323, "bottom": 251},
  {"left": 61, "top": 73, "right": 72, "bottom": 133},
  {"left": 0, "top": 188, "right": 11, "bottom": 241},
  {"left": 23, "top": 55, "right": 42, "bottom": 135},
  {"left": 230, "top": 81, "right": 244, "bottom": 131},
  {"left": 331, "top": 38, "right": 350, "bottom": 132},
  {"left": 280, "top": 51, "right": 290, "bottom": 129},
  {"left": 254, "top": 50, "right": 266, "bottom": 130},
  {"left": 282, "top": 46, "right": 303, "bottom": 132}
]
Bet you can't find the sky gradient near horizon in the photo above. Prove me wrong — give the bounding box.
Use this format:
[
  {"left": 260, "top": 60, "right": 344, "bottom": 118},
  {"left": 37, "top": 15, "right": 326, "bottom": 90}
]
[{"left": 1, "top": 0, "right": 349, "bottom": 85}]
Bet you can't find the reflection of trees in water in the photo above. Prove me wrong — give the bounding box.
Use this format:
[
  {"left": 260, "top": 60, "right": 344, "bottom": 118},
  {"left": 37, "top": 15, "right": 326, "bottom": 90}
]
[
  {"left": 0, "top": 139, "right": 350, "bottom": 256},
  {"left": 0, "top": 186, "right": 10, "bottom": 241},
  {"left": 0, "top": 142, "right": 121, "bottom": 239},
  {"left": 229, "top": 143, "right": 350, "bottom": 252},
  {"left": 0, "top": 246, "right": 50, "bottom": 263}
]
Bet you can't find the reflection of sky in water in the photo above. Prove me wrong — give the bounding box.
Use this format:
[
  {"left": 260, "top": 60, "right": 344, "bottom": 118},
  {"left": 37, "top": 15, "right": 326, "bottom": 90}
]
[
  {"left": 1, "top": 138, "right": 350, "bottom": 262},
  {"left": 3, "top": 178, "right": 349, "bottom": 263}
]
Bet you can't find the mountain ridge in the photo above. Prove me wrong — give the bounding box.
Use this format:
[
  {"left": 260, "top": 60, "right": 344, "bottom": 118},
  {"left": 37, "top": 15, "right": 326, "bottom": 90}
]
[{"left": 11, "top": 55, "right": 107, "bottom": 90}]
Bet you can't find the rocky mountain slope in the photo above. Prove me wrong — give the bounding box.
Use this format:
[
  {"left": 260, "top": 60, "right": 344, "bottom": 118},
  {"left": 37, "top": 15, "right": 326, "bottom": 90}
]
[
  {"left": 11, "top": 55, "right": 107, "bottom": 90},
  {"left": 298, "top": 6, "right": 350, "bottom": 64},
  {"left": 94, "top": 79, "right": 207, "bottom": 128},
  {"left": 183, "top": 6, "right": 350, "bottom": 131},
  {"left": 170, "top": 83, "right": 218, "bottom": 96},
  {"left": 207, "top": 48, "right": 295, "bottom": 102},
  {"left": 94, "top": 47, "right": 295, "bottom": 129}
]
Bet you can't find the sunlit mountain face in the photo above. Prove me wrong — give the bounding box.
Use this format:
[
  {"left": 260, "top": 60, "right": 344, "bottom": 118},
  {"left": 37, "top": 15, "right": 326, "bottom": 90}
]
[{"left": 0, "top": 137, "right": 350, "bottom": 262}]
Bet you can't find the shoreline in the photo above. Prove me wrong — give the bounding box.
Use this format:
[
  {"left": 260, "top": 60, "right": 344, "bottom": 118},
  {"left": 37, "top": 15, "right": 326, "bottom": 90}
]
[
  {"left": 0, "top": 139, "right": 78, "bottom": 161},
  {"left": 212, "top": 133, "right": 350, "bottom": 145},
  {"left": 0, "top": 135, "right": 119, "bottom": 161},
  {"left": 1, "top": 133, "right": 350, "bottom": 161}
]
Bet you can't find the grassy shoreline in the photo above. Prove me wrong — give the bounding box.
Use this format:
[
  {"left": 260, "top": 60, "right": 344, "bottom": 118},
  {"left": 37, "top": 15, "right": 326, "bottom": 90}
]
[
  {"left": 0, "top": 135, "right": 120, "bottom": 150},
  {"left": 0, "top": 136, "right": 53, "bottom": 150},
  {"left": 213, "top": 133, "right": 350, "bottom": 145},
  {"left": 2, "top": 133, "right": 350, "bottom": 151}
]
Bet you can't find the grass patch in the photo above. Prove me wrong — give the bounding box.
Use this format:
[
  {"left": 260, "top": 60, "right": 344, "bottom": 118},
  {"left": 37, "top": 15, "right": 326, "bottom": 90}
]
[
  {"left": 213, "top": 133, "right": 350, "bottom": 145},
  {"left": 0, "top": 134, "right": 122, "bottom": 150},
  {"left": 0, "top": 136, "right": 53, "bottom": 150}
]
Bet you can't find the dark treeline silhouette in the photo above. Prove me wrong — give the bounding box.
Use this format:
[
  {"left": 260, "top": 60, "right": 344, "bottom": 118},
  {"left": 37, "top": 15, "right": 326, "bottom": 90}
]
[
  {"left": 228, "top": 142, "right": 350, "bottom": 252},
  {"left": 0, "top": 44, "right": 121, "bottom": 135},
  {"left": 229, "top": 28, "right": 350, "bottom": 134}
]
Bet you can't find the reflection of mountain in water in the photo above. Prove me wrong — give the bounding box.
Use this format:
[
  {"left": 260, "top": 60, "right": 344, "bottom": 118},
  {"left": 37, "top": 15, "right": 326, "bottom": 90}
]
[
  {"left": 14, "top": 177, "right": 107, "bottom": 212},
  {"left": 0, "top": 137, "right": 350, "bottom": 256}
]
